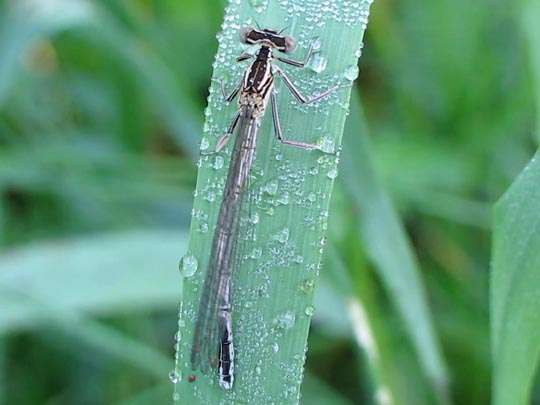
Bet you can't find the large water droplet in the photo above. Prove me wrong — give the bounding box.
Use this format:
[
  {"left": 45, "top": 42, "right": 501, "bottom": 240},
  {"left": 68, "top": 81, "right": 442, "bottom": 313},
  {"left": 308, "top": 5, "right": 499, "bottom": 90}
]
[
  {"left": 317, "top": 135, "right": 335, "bottom": 154},
  {"left": 179, "top": 254, "right": 198, "bottom": 277},
  {"left": 344, "top": 64, "right": 359, "bottom": 81}
]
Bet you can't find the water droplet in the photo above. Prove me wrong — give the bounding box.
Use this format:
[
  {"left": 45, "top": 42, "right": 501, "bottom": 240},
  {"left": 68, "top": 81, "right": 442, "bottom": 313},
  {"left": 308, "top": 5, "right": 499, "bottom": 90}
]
[
  {"left": 250, "top": 212, "right": 260, "bottom": 224},
  {"left": 265, "top": 179, "right": 279, "bottom": 195},
  {"left": 311, "top": 37, "right": 322, "bottom": 50},
  {"left": 344, "top": 64, "right": 359, "bottom": 81},
  {"left": 327, "top": 168, "right": 339, "bottom": 179},
  {"left": 271, "top": 342, "right": 280, "bottom": 353},
  {"left": 200, "top": 137, "right": 210, "bottom": 151},
  {"left": 255, "top": 365, "right": 262, "bottom": 374},
  {"left": 317, "top": 135, "right": 335, "bottom": 153},
  {"left": 274, "top": 309, "right": 296, "bottom": 329},
  {"left": 273, "top": 227, "right": 290, "bottom": 243},
  {"left": 300, "top": 279, "right": 315, "bottom": 293},
  {"left": 179, "top": 254, "right": 198, "bottom": 277},
  {"left": 172, "top": 392, "right": 180, "bottom": 402},
  {"left": 212, "top": 155, "right": 224, "bottom": 170},
  {"left": 305, "top": 305, "right": 315, "bottom": 316},
  {"left": 250, "top": 247, "right": 262, "bottom": 259},
  {"left": 278, "top": 192, "right": 290, "bottom": 205},
  {"left": 169, "top": 369, "right": 182, "bottom": 384},
  {"left": 294, "top": 255, "right": 304, "bottom": 264},
  {"left": 309, "top": 167, "right": 319, "bottom": 175},
  {"left": 205, "top": 191, "right": 216, "bottom": 202},
  {"left": 200, "top": 223, "right": 209, "bottom": 233},
  {"left": 307, "top": 192, "right": 317, "bottom": 202},
  {"left": 309, "top": 53, "right": 328, "bottom": 73},
  {"left": 248, "top": 0, "right": 267, "bottom": 12}
]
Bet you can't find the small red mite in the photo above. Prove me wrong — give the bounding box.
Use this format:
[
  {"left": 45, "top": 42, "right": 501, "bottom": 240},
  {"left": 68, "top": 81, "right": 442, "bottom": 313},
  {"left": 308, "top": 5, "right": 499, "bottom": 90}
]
[{"left": 188, "top": 374, "right": 196, "bottom": 383}]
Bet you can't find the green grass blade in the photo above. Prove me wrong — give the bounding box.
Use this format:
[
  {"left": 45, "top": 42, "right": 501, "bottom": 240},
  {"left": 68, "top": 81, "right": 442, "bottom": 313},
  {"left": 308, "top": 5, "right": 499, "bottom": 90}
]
[
  {"left": 340, "top": 93, "right": 448, "bottom": 402},
  {"left": 118, "top": 382, "right": 173, "bottom": 405},
  {"left": 491, "top": 150, "right": 540, "bottom": 405},
  {"left": 523, "top": 0, "right": 540, "bottom": 140},
  {"left": 0, "top": 230, "right": 186, "bottom": 332},
  {"left": 0, "top": 230, "right": 188, "bottom": 379},
  {"left": 301, "top": 372, "right": 354, "bottom": 405},
  {"left": 174, "top": 0, "right": 374, "bottom": 402},
  {"left": 0, "top": 2, "right": 93, "bottom": 107},
  {"left": 0, "top": 338, "right": 4, "bottom": 405}
]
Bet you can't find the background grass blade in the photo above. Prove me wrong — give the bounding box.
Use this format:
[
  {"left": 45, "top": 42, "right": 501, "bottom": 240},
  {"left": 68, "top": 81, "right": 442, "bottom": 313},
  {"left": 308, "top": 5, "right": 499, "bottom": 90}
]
[
  {"left": 174, "top": 0, "right": 375, "bottom": 402},
  {"left": 0, "top": 230, "right": 186, "bottom": 331},
  {"left": 523, "top": 0, "right": 540, "bottom": 139},
  {"left": 339, "top": 93, "right": 448, "bottom": 403},
  {"left": 491, "top": 151, "right": 540, "bottom": 405}
]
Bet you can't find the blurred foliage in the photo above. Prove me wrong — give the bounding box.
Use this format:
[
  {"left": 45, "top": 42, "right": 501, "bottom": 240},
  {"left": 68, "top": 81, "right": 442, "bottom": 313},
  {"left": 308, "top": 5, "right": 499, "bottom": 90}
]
[{"left": 0, "top": 0, "right": 538, "bottom": 404}]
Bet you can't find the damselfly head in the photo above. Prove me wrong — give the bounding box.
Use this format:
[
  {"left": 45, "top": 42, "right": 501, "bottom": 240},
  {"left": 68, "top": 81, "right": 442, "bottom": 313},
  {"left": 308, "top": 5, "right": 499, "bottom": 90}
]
[{"left": 239, "top": 26, "right": 297, "bottom": 54}]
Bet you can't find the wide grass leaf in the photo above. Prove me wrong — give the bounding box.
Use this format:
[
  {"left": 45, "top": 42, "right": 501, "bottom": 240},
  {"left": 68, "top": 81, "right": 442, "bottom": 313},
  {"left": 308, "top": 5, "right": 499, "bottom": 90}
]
[
  {"left": 491, "top": 150, "right": 540, "bottom": 405},
  {"left": 0, "top": 229, "right": 185, "bottom": 332},
  {"left": 174, "top": 0, "right": 374, "bottom": 403}
]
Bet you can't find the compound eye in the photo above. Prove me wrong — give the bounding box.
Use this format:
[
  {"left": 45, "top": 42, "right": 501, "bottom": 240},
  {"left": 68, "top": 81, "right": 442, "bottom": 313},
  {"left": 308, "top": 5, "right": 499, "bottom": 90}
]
[
  {"left": 240, "top": 27, "right": 254, "bottom": 44},
  {"left": 283, "top": 35, "right": 296, "bottom": 54}
]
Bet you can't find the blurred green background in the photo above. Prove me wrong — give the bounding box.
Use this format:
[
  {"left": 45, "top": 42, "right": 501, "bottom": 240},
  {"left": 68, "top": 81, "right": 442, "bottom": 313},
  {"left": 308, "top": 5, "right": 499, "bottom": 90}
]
[{"left": 0, "top": 0, "right": 537, "bottom": 404}]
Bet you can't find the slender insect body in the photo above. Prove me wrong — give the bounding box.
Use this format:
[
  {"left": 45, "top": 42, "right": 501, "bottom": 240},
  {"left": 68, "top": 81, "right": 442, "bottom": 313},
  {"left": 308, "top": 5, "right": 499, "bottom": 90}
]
[{"left": 191, "top": 26, "right": 342, "bottom": 390}]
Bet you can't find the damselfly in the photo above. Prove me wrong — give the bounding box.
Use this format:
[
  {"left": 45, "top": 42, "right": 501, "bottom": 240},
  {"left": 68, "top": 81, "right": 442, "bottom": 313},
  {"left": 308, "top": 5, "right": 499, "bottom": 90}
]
[{"left": 191, "top": 26, "right": 342, "bottom": 390}]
